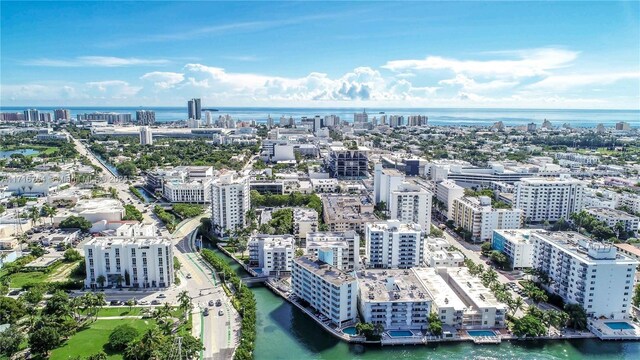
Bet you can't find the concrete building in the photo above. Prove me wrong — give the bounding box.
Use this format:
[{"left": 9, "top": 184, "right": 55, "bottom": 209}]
[
  {"left": 163, "top": 177, "right": 211, "bottom": 203},
  {"left": 54, "top": 109, "right": 71, "bottom": 121},
  {"left": 210, "top": 172, "right": 250, "bottom": 237},
  {"left": 365, "top": 221, "right": 423, "bottom": 269},
  {"left": 585, "top": 207, "right": 639, "bottom": 234},
  {"left": 328, "top": 145, "right": 370, "bottom": 179},
  {"left": 305, "top": 231, "right": 359, "bottom": 271},
  {"left": 357, "top": 269, "right": 432, "bottom": 330},
  {"left": 491, "top": 229, "right": 536, "bottom": 269},
  {"left": 310, "top": 178, "right": 339, "bottom": 193},
  {"left": 450, "top": 196, "right": 523, "bottom": 243},
  {"left": 373, "top": 164, "right": 404, "bottom": 205},
  {"left": 84, "top": 236, "right": 174, "bottom": 289},
  {"left": 389, "top": 182, "right": 432, "bottom": 231},
  {"left": 188, "top": 98, "right": 201, "bottom": 120},
  {"left": 436, "top": 180, "right": 465, "bottom": 218},
  {"left": 322, "top": 195, "right": 377, "bottom": 232},
  {"left": 532, "top": 231, "right": 638, "bottom": 319},
  {"left": 135, "top": 110, "right": 156, "bottom": 125},
  {"left": 293, "top": 207, "right": 318, "bottom": 241},
  {"left": 424, "top": 238, "right": 465, "bottom": 268},
  {"left": 616, "top": 122, "right": 631, "bottom": 131},
  {"left": 248, "top": 235, "right": 295, "bottom": 275},
  {"left": 514, "top": 176, "right": 586, "bottom": 223},
  {"left": 412, "top": 267, "right": 466, "bottom": 327},
  {"left": 291, "top": 256, "right": 358, "bottom": 326},
  {"left": 139, "top": 126, "right": 153, "bottom": 145}
]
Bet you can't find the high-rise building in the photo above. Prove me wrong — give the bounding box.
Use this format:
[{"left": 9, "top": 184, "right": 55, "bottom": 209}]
[
  {"left": 491, "top": 229, "right": 536, "bottom": 269},
  {"left": 328, "top": 145, "right": 370, "bottom": 179},
  {"left": 187, "top": 98, "right": 201, "bottom": 120},
  {"left": 24, "top": 109, "right": 39, "bottom": 122},
  {"left": 616, "top": 121, "right": 631, "bottom": 131},
  {"left": 305, "top": 231, "right": 359, "bottom": 271},
  {"left": 136, "top": 110, "right": 156, "bottom": 125},
  {"left": 373, "top": 163, "right": 405, "bottom": 205},
  {"left": 407, "top": 115, "right": 428, "bottom": 126},
  {"left": 436, "top": 180, "right": 465, "bottom": 218},
  {"left": 39, "top": 113, "right": 52, "bottom": 122},
  {"left": 389, "top": 115, "right": 404, "bottom": 128},
  {"left": 139, "top": 126, "right": 153, "bottom": 145},
  {"left": 210, "top": 172, "right": 250, "bottom": 237},
  {"left": 84, "top": 234, "right": 174, "bottom": 289},
  {"left": 291, "top": 255, "right": 358, "bottom": 326},
  {"left": 532, "top": 231, "right": 638, "bottom": 319},
  {"left": 54, "top": 109, "right": 71, "bottom": 121},
  {"left": 0, "top": 112, "right": 24, "bottom": 121},
  {"left": 76, "top": 112, "right": 131, "bottom": 124},
  {"left": 389, "top": 182, "right": 432, "bottom": 231},
  {"left": 205, "top": 111, "right": 212, "bottom": 126},
  {"left": 354, "top": 110, "right": 368, "bottom": 123},
  {"left": 450, "top": 196, "right": 523, "bottom": 243},
  {"left": 365, "top": 220, "right": 423, "bottom": 269},
  {"left": 514, "top": 176, "right": 586, "bottom": 223}
]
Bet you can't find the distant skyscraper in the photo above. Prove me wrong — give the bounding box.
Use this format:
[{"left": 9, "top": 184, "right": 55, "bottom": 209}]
[
  {"left": 39, "top": 113, "right": 52, "bottom": 122},
  {"left": 54, "top": 109, "right": 71, "bottom": 121},
  {"left": 24, "top": 109, "right": 39, "bottom": 122},
  {"left": 140, "top": 126, "right": 153, "bottom": 145},
  {"left": 136, "top": 110, "right": 156, "bottom": 125},
  {"left": 266, "top": 115, "right": 274, "bottom": 128},
  {"left": 205, "top": 111, "right": 212, "bottom": 126},
  {"left": 616, "top": 121, "right": 631, "bottom": 131},
  {"left": 188, "top": 98, "right": 201, "bottom": 120},
  {"left": 354, "top": 109, "right": 368, "bottom": 123}
]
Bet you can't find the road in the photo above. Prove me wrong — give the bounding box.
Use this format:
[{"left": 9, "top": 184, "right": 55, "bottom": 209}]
[{"left": 67, "top": 132, "right": 239, "bottom": 359}]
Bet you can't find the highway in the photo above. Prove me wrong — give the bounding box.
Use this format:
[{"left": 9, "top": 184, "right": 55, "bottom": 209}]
[{"left": 67, "top": 132, "right": 239, "bottom": 359}]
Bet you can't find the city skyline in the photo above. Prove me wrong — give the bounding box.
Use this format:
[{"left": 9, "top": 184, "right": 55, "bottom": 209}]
[{"left": 1, "top": 1, "right": 639, "bottom": 109}]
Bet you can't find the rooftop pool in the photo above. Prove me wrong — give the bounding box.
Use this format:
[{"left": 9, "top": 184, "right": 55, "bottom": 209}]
[
  {"left": 605, "top": 322, "right": 635, "bottom": 330},
  {"left": 467, "top": 330, "right": 497, "bottom": 337}
]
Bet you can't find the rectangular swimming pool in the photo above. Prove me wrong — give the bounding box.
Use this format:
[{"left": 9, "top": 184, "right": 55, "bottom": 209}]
[
  {"left": 605, "top": 322, "right": 634, "bottom": 330},
  {"left": 388, "top": 330, "right": 414, "bottom": 337},
  {"left": 467, "top": 330, "right": 496, "bottom": 337}
]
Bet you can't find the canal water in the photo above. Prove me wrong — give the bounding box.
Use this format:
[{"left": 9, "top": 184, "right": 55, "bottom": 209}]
[{"left": 205, "top": 245, "right": 640, "bottom": 360}]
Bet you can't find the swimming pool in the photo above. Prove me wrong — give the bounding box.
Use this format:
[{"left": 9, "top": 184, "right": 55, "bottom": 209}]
[
  {"left": 467, "top": 330, "right": 497, "bottom": 337},
  {"left": 342, "top": 326, "right": 357, "bottom": 335},
  {"left": 605, "top": 322, "right": 634, "bottom": 330},
  {"left": 388, "top": 330, "right": 414, "bottom": 337}
]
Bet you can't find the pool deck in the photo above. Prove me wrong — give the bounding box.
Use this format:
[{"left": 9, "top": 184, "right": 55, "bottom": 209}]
[{"left": 589, "top": 319, "right": 640, "bottom": 340}]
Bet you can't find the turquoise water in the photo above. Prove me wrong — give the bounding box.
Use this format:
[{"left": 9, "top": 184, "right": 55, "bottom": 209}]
[
  {"left": 605, "top": 322, "right": 635, "bottom": 330},
  {"left": 467, "top": 330, "right": 497, "bottom": 337},
  {"left": 135, "top": 186, "right": 157, "bottom": 203},
  {"left": 388, "top": 330, "right": 414, "bottom": 337},
  {"left": 343, "top": 327, "right": 357, "bottom": 335},
  {"left": 206, "top": 245, "right": 640, "bottom": 360},
  {"left": 0, "top": 148, "right": 39, "bottom": 158}
]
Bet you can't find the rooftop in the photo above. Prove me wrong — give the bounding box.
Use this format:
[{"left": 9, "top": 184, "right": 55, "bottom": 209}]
[
  {"left": 533, "top": 231, "right": 638, "bottom": 265},
  {"left": 293, "top": 207, "right": 318, "bottom": 222},
  {"left": 367, "top": 220, "right": 422, "bottom": 233},
  {"left": 357, "top": 269, "right": 431, "bottom": 303},
  {"left": 586, "top": 207, "right": 639, "bottom": 220},
  {"left": 86, "top": 236, "right": 170, "bottom": 248},
  {"left": 412, "top": 267, "right": 466, "bottom": 310},
  {"left": 447, "top": 268, "right": 506, "bottom": 309},
  {"left": 294, "top": 255, "right": 356, "bottom": 285},
  {"left": 493, "top": 229, "right": 535, "bottom": 244}
]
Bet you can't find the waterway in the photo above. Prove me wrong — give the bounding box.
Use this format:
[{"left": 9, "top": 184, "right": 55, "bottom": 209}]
[
  {"left": 205, "top": 245, "right": 640, "bottom": 359},
  {"left": 134, "top": 186, "right": 156, "bottom": 203}
]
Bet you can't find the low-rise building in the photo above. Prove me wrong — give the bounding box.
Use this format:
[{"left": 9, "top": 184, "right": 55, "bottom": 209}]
[
  {"left": 84, "top": 236, "right": 174, "bottom": 289},
  {"left": 322, "top": 194, "right": 377, "bottom": 232},
  {"left": 357, "top": 269, "right": 432, "bottom": 330},
  {"left": 412, "top": 267, "right": 466, "bottom": 327},
  {"left": 585, "top": 207, "right": 639, "bottom": 234},
  {"left": 291, "top": 256, "right": 358, "bottom": 326},
  {"left": 293, "top": 207, "right": 318, "bottom": 241},
  {"left": 491, "top": 229, "right": 536, "bottom": 269},
  {"left": 305, "top": 231, "right": 359, "bottom": 271},
  {"left": 248, "top": 234, "right": 295, "bottom": 275},
  {"left": 310, "top": 178, "right": 339, "bottom": 193}
]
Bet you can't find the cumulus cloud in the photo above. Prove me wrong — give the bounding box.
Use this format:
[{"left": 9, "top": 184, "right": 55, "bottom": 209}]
[
  {"left": 140, "top": 72, "right": 185, "bottom": 89},
  {"left": 22, "top": 56, "right": 170, "bottom": 67},
  {"left": 526, "top": 72, "right": 640, "bottom": 91},
  {"left": 382, "top": 48, "right": 578, "bottom": 78}
]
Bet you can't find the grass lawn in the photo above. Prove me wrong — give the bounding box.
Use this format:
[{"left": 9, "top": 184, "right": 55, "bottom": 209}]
[
  {"left": 79, "top": 306, "right": 183, "bottom": 318},
  {"left": 9, "top": 271, "right": 48, "bottom": 288},
  {"left": 50, "top": 319, "right": 156, "bottom": 360}
]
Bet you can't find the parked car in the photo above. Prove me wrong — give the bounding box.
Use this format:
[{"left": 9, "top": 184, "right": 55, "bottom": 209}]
[
  {"left": 138, "top": 300, "right": 149, "bottom": 305},
  {"left": 157, "top": 293, "right": 166, "bottom": 298},
  {"left": 218, "top": 310, "right": 224, "bottom": 316},
  {"left": 151, "top": 300, "right": 160, "bottom": 305},
  {"left": 110, "top": 300, "right": 123, "bottom": 306},
  {"left": 208, "top": 300, "right": 215, "bottom": 307},
  {"left": 203, "top": 308, "right": 209, "bottom": 316},
  {"left": 215, "top": 299, "right": 222, "bottom": 307},
  {"left": 186, "top": 273, "right": 192, "bottom": 279},
  {"left": 8, "top": 289, "right": 21, "bottom": 296}
]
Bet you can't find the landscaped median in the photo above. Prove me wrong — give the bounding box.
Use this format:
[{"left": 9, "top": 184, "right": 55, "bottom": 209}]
[{"left": 200, "top": 249, "right": 256, "bottom": 360}]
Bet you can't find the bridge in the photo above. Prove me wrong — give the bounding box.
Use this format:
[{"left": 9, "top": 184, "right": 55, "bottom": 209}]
[{"left": 241, "top": 276, "right": 270, "bottom": 284}]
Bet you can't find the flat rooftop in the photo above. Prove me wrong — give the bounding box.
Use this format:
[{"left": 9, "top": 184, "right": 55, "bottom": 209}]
[
  {"left": 86, "top": 236, "right": 170, "bottom": 248},
  {"left": 586, "top": 207, "right": 638, "bottom": 220},
  {"left": 533, "top": 231, "right": 638, "bottom": 265},
  {"left": 367, "top": 220, "right": 422, "bottom": 233},
  {"left": 294, "top": 256, "right": 355, "bottom": 286},
  {"left": 412, "top": 267, "right": 466, "bottom": 310},
  {"left": 357, "top": 269, "right": 431, "bottom": 303},
  {"left": 493, "top": 229, "right": 535, "bottom": 244},
  {"left": 447, "top": 268, "right": 506, "bottom": 309}
]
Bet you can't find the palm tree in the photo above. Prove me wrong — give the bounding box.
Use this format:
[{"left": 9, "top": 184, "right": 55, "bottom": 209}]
[
  {"left": 42, "top": 204, "right": 58, "bottom": 225},
  {"left": 96, "top": 275, "right": 106, "bottom": 288},
  {"left": 510, "top": 297, "right": 524, "bottom": 316},
  {"left": 126, "top": 299, "right": 135, "bottom": 312},
  {"left": 115, "top": 274, "right": 124, "bottom": 288},
  {"left": 16, "top": 233, "right": 28, "bottom": 252},
  {"left": 177, "top": 291, "right": 191, "bottom": 319},
  {"left": 29, "top": 205, "right": 41, "bottom": 228},
  {"left": 614, "top": 221, "right": 626, "bottom": 239},
  {"left": 153, "top": 303, "right": 174, "bottom": 334}
]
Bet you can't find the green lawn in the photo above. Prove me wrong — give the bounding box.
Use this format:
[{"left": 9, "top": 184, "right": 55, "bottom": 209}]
[
  {"left": 79, "top": 306, "right": 182, "bottom": 318},
  {"left": 50, "top": 319, "right": 156, "bottom": 360},
  {"left": 8, "top": 271, "right": 48, "bottom": 288}
]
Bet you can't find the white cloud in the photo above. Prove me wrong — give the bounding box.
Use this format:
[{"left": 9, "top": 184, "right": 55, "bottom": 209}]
[
  {"left": 86, "top": 80, "right": 142, "bottom": 98},
  {"left": 439, "top": 74, "right": 519, "bottom": 92},
  {"left": 382, "top": 48, "right": 578, "bottom": 78},
  {"left": 23, "top": 56, "right": 170, "bottom": 67},
  {"left": 527, "top": 72, "right": 640, "bottom": 91},
  {"left": 140, "top": 72, "right": 185, "bottom": 89}
]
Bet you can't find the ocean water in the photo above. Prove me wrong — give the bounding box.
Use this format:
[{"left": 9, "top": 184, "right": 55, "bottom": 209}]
[{"left": 1, "top": 106, "right": 638, "bottom": 128}]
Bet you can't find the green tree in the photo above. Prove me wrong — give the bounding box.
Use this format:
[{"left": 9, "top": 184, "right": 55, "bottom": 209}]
[
  {"left": 480, "top": 242, "right": 492, "bottom": 256},
  {"left": 178, "top": 290, "right": 192, "bottom": 318},
  {"left": 87, "top": 352, "right": 108, "bottom": 360},
  {"left": 511, "top": 314, "right": 546, "bottom": 337},
  {"left": 43, "top": 290, "right": 71, "bottom": 317},
  {"left": 0, "top": 296, "right": 27, "bottom": 324},
  {"left": 59, "top": 215, "right": 93, "bottom": 232},
  {"left": 564, "top": 303, "right": 588, "bottom": 330},
  {"left": 29, "top": 326, "right": 62, "bottom": 356},
  {"left": 0, "top": 325, "right": 24, "bottom": 356},
  {"left": 96, "top": 275, "right": 107, "bottom": 288},
  {"left": 108, "top": 324, "right": 139, "bottom": 351},
  {"left": 633, "top": 283, "right": 640, "bottom": 307},
  {"left": 428, "top": 311, "right": 443, "bottom": 336},
  {"left": 64, "top": 248, "right": 82, "bottom": 262},
  {"left": 42, "top": 203, "right": 58, "bottom": 225}
]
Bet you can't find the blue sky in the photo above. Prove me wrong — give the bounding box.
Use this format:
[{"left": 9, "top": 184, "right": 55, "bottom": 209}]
[{"left": 1, "top": 1, "right": 639, "bottom": 109}]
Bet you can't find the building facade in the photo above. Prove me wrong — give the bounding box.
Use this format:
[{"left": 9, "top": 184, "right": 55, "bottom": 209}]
[
  {"left": 514, "top": 176, "right": 586, "bottom": 223},
  {"left": 248, "top": 235, "right": 295, "bottom": 275},
  {"left": 451, "top": 196, "right": 523, "bottom": 243},
  {"left": 305, "top": 231, "right": 359, "bottom": 271},
  {"left": 210, "top": 172, "right": 250, "bottom": 237},
  {"left": 389, "top": 183, "right": 432, "bottom": 231},
  {"left": 491, "top": 229, "right": 535, "bottom": 269},
  {"left": 365, "top": 220, "right": 423, "bottom": 269},
  {"left": 328, "top": 145, "right": 370, "bottom": 179}
]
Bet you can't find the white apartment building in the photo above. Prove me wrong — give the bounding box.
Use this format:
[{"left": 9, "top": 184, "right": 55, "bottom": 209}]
[
  {"left": 293, "top": 207, "right": 319, "bottom": 241},
  {"left": 450, "top": 196, "right": 523, "bottom": 243},
  {"left": 139, "top": 126, "right": 153, "bottom": 145},
  {"left": 84, "top": 236, "right": 174, "bottom": 289},
  {"left": 585, "top": 207, "right": 639, "bottom": 234},
  {"left": 373, "top": 164, "right": 405, "bottom": 205},
  {"left": 491, "top": 229, "right": 536, "bottom": 269},
  {"left": 210, "top": 172, "right": 250, "bottom": 237},
  {"left": 291, "top": 256, "right": 358, "bottom": 326},
  {"left": 357, "top": 269, "right": 432, "bottom": 330},
  {"left": 514, "top": 176, "right": 586, "bottom": 223},
  {"left": 412, "top": 267, "right": 466, "bottom": 327},
  {"left": 532, "top": 232, "right": 638, "bottom": 319},
  {"left": 619, "top": 193, "right": 640, "bottom": 214},
  {"left": 163, "top": 177, "right": 211, "bottom": 203},
  {"left": 365, "top": 220, "right": 423, "bottom": 269},
  {"left": 435, "top": 180, "right": 465, "bottom": 217},
  {"left": 424, "top": 237, "right": 465, "bottom": 268},
  {"left": 310, "top": 178, "right": 339, "bottom": 193},
  {"left": 248, "top": 235, "right": 295, "bottom": 275},
  {"left": 305, "top": 231, "right": 359, "bottom": 271},
  {"left": 389, "top": 182, "right": 432, "bottom": 231}
]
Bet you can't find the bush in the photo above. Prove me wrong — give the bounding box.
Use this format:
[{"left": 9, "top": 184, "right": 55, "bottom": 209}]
[
  {"left": 108, "top": 324, "right": 139, "bottom": 351},
  {"left": 63, "top": 249, "right": 82, "bottom": 262},
  {"left": 59, "top": 215, "right": 92, "bottom": 232},
  {"left": 123, "top": 204, "right": 143, "bottom": 222},
  {"left": 172, "top": 204, "right": 204, "bottom": 218}
]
